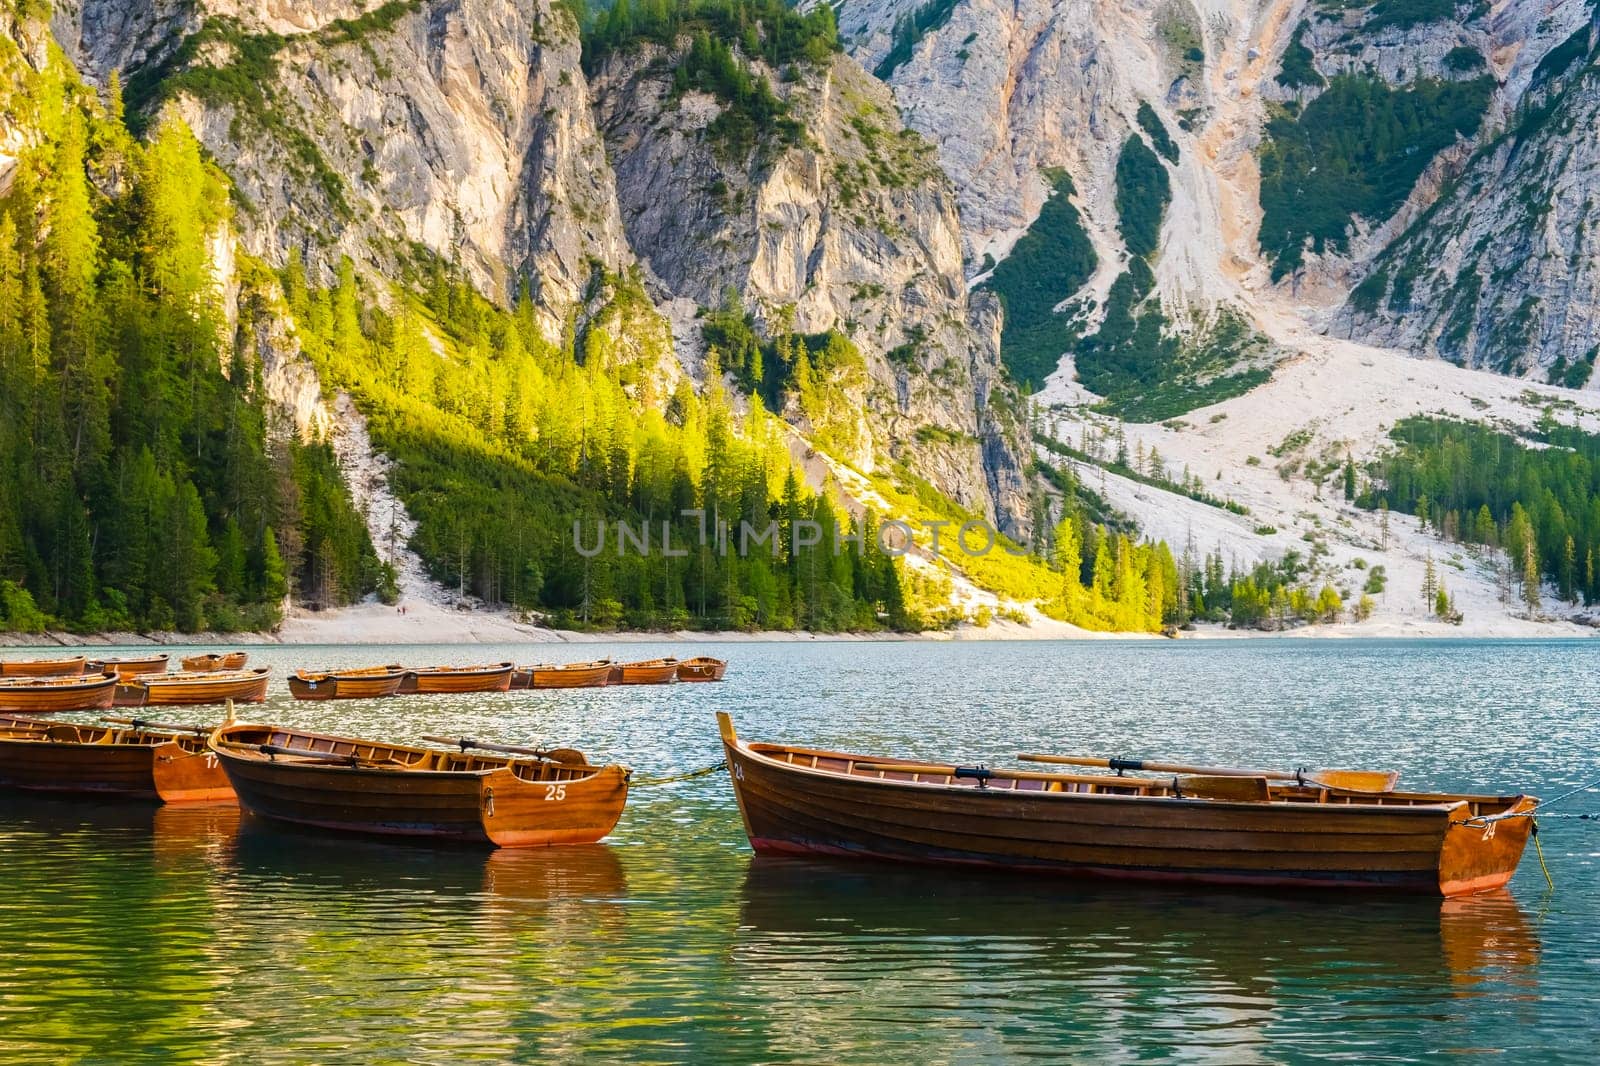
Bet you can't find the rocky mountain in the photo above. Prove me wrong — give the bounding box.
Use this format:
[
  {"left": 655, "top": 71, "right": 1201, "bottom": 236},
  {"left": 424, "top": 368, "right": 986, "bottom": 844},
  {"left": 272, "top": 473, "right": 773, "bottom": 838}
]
[
  {"left": 11, "top": 0, "right": 1600, "bottom": 637},
  {"left": 54, "top": 0, "right": 633, "bottom": 340},
  {"left": 829, "top": 0, "right": 1600, "bottom": 393},
  {"left": 588, "top": 36, "right": 1026, "bottom": 528},
  {"left": 47, "top": 0, "right": 1028, "bottom": 535},
  {"left": 1330, "top": 5, "right": 1600, "bottom": 381}
]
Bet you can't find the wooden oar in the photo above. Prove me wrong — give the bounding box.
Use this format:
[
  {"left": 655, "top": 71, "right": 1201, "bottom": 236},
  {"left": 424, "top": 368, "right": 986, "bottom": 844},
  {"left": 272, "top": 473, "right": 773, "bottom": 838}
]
[
  {"left": 1016, "top": 753, "right": 1399, "bottom": 793},
  {"left": 421, "top": 735, "right": 587, "bottom": 764},
  {"left": 101, "top": 716, "right": 207, "bottom": 735},
  {"left": 853, "top": 762, "right": 1271, "bottom": 801}
]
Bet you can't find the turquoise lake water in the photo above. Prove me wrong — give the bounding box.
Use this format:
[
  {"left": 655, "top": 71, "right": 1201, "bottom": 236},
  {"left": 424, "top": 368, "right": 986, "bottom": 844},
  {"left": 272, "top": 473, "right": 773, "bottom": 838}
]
[{"left": 1, "top": 638, "right": 1596, "bottom": 1062}]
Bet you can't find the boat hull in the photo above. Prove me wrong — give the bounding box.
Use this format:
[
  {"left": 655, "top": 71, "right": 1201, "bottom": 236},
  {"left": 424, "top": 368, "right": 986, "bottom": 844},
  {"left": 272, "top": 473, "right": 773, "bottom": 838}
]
[
  {"left": 527, "top": 664, "right": 614, "bottom": 689},
  {"left": 718, "top": 719, "right": 1535, "bottom": 898},
  {"left": 211, "top": 726, "right": 629, "bottom": 847},
  {"left": 397, "top": 665, "right": 515, "bottom": 695},
  {"left": 138, "top": 670, "right": 271, "bottom": 706},
  {"left": 288, "top": 672, "right": 405, "bottom": 701},
  {"left": 614, "top": 661, "right": 679, "bottom": 685},
  {"left": 0, "top": 673, "right": 118, "bottom": 713},
  {"left": 181, "top": 652, "right": 249, "bottom": 672},
  {"left": 0, "top": 723, "right": 234, "bottom": 802},
  {"left": 677, "top": 658, "right": 727, "bottom": 682},
  {"left": 87, "top": 655, "right": 169, "bottom": 679},
  {"left": 0, "top": 656, "right": 86, "bottom": 678}
]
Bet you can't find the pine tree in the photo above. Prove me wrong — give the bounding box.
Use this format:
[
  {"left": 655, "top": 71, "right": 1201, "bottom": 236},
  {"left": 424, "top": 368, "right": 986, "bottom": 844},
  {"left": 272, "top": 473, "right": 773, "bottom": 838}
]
[
  {"left": 1522, "top": 538, "right": 1541, "bottom": 617},
  {"left": 1421, "top": 553, "right": 1437, "bottom": 613}
]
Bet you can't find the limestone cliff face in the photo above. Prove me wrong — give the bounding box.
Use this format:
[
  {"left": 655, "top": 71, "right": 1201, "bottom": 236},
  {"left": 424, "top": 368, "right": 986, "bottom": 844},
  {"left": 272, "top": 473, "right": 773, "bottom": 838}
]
[
  {"left": 1331, "top": 12, "right": 1600, "bottom": 380},
  {"left": 61, "top": 0, "right": 634, "bottom": 338},
  {"left": 1328, "top": 6, "right": 1600, "bottom": 381},
  {"left": 828, "top": 0, "right": 1198, "bottom": 268},
  {"left": 590, "top": 44, "right": 1029, "bottom": 531}
]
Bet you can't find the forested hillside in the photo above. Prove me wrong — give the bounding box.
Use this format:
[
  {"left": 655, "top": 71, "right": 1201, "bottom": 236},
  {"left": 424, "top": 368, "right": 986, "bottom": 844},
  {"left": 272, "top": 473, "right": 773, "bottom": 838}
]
[
  {"left": 1361, "top": 417, "right": 1600, "bottom": 609},
  {"left": 0, "top": 23, "right": 382, "bottom": 633}
]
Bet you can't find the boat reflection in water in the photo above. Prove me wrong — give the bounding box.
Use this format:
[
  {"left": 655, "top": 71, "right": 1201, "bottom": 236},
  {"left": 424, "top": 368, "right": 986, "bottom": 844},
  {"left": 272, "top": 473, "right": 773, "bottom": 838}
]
[
  {"left": 733, "top": 857, "right": 1540, "bottom": 1058},
  {"left": 224, "top": 816, "right": 629, "bottom": 913}
]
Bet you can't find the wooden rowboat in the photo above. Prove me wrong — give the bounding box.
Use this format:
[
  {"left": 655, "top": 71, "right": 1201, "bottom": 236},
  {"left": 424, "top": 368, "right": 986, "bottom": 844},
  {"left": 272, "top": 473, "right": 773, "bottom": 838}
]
[
  {"left": 117, "top": 668, "right": 271, "bottom": 708},
  {"left": 0, "top": 655, "right": 86, "bottom": 678},
  {"left": 396, "top": 662, "right": 515, "bottom": 695},
  {"left": 716, "top": 714, "right": 1538, "bottom": 898},
  {"left": 0, "top": 716, "right": 234, "bottom": 802},
  {"left": 512, "top": 660, "right": 614, "bottom": 690},
  {"left": 677, "top": 656, "right": 727, "bottom": 682},
  {"left": 0, "top": 672, "right": 119, "bottom": 713},
  {"left": 208, "top": 724, "right": 630, "bottom": 847},
  {"left": 86, "top": 653, "right": 170, "bottom": 679},
  {"left": 288, "top": 665, "right": 407, "bottom": 701},
  {"left": 180, "top": 651, "right": 249, "bottom": 672},
  {"left": 611, "top": 658, "right": 679, "bottom": 685}
]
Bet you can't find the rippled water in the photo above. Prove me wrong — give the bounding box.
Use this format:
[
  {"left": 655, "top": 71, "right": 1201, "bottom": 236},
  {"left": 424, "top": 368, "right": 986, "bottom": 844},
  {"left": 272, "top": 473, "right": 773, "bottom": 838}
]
[{"left": 2, "top": 639, "right": 1598, "bottom": 1062}]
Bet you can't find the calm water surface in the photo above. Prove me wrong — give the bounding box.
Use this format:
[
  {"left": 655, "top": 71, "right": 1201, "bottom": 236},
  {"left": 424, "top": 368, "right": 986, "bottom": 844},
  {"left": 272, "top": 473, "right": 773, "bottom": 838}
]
[{"left": 1, "top": 639, "right": 1597, "bottom": 1063}]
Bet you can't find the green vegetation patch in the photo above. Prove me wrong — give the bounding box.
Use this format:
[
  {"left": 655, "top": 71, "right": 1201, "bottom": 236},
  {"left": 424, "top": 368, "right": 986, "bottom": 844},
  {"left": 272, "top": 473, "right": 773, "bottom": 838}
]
[
  {"left": 1443, "top": 46, "right": 1485, "bottom": 73},
  {"left": 1136, "top": 102, "right": 1179, "bottom": 162},
  {"left": 1115, "top": 134, "right": 1170, "bottom": 259},
  {"left": 582, "top": 0, "right": 839, "bottom": 159},
  {"left": 1258, "top": 74, "right": 1492, "bottom": 278},
  {"left": 1275, "top": 22, "right": 1325, "bottom": 89},
  {"left": 980, "top": 169, "right": 1098, "bottom": 391},
  {"left": 1363, "top": 0, "right": 1458, "bottom": 33},
  {"left": 875, "top": 0, "right": 961, "bottom": 80},
  {"left": 1074, "top": 270, "right": 1271, "bottom": 422}
]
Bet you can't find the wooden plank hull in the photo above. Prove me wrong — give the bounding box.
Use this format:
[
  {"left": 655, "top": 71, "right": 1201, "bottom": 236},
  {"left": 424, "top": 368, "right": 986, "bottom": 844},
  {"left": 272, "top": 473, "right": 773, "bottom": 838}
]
[
  {"left": 614, "top": 660, "right": 679, "bottom": 685},
  {"left": 525, "top": 663, "right": 614, "bottom": 689},
  {"left": 677, "top": 657, "right": 727, "bottom": 682},
  {"left": 0, "top": 656, "right": 86, "bottom": 678},
  {"left": 0, "top": 723, "right": 234, "bottom": 802},
  {"left": 397, "top": 664, "right": 515, "bottom": 694},
  {"left": 181, "top": 652, "right": 249, "bottom": 672},
  {"left": 0, "top": 673, "right": 118, "bottom": 713},
  {"left": 718, "top": 717, "right": 1536, "bottom": 897},
  {"left": 136, "top": 669, "right": 271, "bottom": 706},
  {"left": 288, "top": 670, "right": 406, "bottom": 701},
  {"left": 86, "top": 654, "right": 169, "bottom": 678},
  {"left": 211, "top": 725, "right": 629, "bottom": 847}
]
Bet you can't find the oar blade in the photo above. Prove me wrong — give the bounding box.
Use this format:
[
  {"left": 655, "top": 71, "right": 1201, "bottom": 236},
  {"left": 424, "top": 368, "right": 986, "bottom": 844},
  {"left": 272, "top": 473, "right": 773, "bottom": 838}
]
[{"left": 1305, "top": 769, "right": 1399, "bottom": 793}]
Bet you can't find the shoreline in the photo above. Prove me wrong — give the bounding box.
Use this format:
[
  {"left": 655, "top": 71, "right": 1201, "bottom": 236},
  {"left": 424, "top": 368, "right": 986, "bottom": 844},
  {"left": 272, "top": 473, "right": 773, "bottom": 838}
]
[{"left": 2, "top": 611, "right": 1594, "bottom": 648}]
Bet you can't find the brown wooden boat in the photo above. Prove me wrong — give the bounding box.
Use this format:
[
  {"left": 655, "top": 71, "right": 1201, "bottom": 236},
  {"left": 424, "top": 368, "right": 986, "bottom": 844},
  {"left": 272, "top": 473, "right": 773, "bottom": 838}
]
[
  {"left": 0, "top": 671, "right": 119, "bottom": 713},
  {"left": 180, "top": 651, "right": 249, "bottom": 672},
  {"left": 611, "top": 658, "right": 679, "bottom": 685},
  {"left": 117, "top": 668, "right": 272, "bottom": 708},
  {"left": 716, "top": 714, "right": 1538, "bottom": 898},
  {"left": 0, "top": 655, "right": 86, "bottom": 678},
  {"left": 396, "top": 662, "right": 515, "bottom": 695},
  {"left": 208, "top": 724, "right": 629, "bottom": 847},
  {"left": 677, "top": 656, "right": 727, "bottom": 682},
  {"left": 86, "top": 653, "right": 170, "bottom": 679},
  {"left": 0, "top": 716, "right": 234, "bottom": 802},
  {"left": 512, "top": 660, "right": 614, "bottom": 690},
  {"left": 288, "top": 665, "right": 407, "bottom": 701}
]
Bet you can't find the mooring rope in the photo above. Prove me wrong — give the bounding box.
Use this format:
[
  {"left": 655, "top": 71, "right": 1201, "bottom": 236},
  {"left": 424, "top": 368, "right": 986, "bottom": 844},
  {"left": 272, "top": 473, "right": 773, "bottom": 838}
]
[
  {"left": 1531, "top": 824, "right": 1555, "bottom": 891},
  {"left": 1460, "top": 773, "right": 1600, "bottom": 827},
  {"left": 631, "top": 760, "right": 727, "bottom": 788}
]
